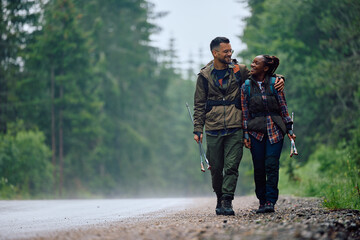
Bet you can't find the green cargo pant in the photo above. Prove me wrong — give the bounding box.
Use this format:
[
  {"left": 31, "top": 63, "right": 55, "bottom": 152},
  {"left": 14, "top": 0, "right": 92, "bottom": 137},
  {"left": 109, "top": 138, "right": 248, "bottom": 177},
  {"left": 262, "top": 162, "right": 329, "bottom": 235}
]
[{"left": 206, "top": 129, "right": 243, "bottom": 199}]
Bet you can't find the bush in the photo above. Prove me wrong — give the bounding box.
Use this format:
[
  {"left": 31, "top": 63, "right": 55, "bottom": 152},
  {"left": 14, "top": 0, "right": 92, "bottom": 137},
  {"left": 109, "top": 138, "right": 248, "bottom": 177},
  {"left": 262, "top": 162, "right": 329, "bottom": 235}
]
[
  {"left": 279, "top": 141, "right": 360, "bottom": 210},
  {"left": 0, "top": 177, "right": 19, "bottom": 199},
  {"left": 0, "top": 130, "right": 53, "bottom": 198}
]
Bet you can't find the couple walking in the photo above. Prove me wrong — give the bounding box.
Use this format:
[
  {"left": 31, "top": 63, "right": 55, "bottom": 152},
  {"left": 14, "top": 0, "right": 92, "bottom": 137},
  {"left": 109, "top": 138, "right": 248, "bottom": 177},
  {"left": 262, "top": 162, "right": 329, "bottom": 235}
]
[{"left": 192, "top": 37, "right": 296, "bottom": 215}]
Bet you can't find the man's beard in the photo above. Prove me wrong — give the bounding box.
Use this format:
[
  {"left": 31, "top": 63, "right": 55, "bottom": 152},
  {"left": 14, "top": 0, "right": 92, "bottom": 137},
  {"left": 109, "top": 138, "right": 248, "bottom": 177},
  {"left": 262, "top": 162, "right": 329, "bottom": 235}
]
[{"left": 219, "top": 57, "right": 231, "bottom": 64}]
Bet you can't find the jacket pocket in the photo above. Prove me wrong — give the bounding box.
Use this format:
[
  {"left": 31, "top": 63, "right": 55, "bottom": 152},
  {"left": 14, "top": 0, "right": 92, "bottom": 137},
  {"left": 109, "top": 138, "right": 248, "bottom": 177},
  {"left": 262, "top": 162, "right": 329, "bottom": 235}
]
[
  {"left": 205, "top": 105, "right": 223, "bottom": 129},
  {"left": 225, "top": 105, "right": 242, "bottom": 127}
]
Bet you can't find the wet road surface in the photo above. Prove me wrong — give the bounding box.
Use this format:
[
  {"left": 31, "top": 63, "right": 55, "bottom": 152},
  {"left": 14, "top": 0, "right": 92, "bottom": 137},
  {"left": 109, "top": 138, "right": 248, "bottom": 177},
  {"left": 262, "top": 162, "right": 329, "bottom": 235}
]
[{"left": 0, "top": 198, "right": 193, "bottom": 239}]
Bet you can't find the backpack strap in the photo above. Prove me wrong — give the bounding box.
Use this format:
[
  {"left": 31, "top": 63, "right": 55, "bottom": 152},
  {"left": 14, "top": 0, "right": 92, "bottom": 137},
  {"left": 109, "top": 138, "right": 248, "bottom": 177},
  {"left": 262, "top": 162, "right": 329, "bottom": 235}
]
[
  {"left": 233, "top": 64, "right": 242, "bottom": 88},
  {"left": 244, "top": 79, "right": 251, "bottom": 102},
  {"left": 233, "top": 64, "right": 242, "bottom": 109},
  {"left": 269, "top": 76, "right": 276, "bottom": 95},
  {"left": 245, "top": 76, "right": 277, "bottom": 99}
]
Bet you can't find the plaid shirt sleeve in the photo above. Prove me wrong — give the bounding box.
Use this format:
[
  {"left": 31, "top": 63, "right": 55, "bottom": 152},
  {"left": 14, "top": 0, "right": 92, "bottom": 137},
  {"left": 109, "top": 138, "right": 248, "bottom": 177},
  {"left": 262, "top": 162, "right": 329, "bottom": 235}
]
[
  {"left": 240, "top": 83, "right": 248, "bottom": 131},
  {"left": 276, "top": 90, "right": 292, "bottom": 125}
]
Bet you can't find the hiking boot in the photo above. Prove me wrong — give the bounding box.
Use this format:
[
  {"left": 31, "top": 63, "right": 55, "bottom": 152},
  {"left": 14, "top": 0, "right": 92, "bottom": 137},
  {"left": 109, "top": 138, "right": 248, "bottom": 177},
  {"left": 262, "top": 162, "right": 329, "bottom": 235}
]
[
  {"left": 221, "top": 199, "right": 235, "bottom": 216},
  {"left": 256, "top": 204, "right": 266, "bottom": 214},
  {"left": 264, "top": 202, "right": 275, "bottom": 213},
  {"left": 215, "top": 198, "right": 223, "bottom": 215}
]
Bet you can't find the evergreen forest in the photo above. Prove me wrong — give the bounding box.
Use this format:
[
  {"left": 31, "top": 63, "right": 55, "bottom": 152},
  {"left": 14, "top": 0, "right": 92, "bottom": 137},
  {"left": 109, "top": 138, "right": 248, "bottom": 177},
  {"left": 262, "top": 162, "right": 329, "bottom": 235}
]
[{"left": 0, "top": 0, "right": 359, "bottom": 209}]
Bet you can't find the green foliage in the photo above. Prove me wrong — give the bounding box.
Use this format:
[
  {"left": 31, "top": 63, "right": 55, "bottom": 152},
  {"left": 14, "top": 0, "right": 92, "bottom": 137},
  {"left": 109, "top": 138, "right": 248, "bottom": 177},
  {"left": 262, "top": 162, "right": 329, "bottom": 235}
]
[
  {"left": 63, "top": 0, "right": 166, "bottom": 197},
  {"left": 279, "top": 140, "right": 360, "bottom": 210},
  {"left": 0, "top": 177, "right": 18, "bottom": 199},
  {"left": 0, "top": 0, "right": 41, "bottom": 133},
  {"left": 0, "top": 123, "right": 53, "bottom": 198},
  {"left": 18, "top": 0, "right": 103, "bottom": 196}
]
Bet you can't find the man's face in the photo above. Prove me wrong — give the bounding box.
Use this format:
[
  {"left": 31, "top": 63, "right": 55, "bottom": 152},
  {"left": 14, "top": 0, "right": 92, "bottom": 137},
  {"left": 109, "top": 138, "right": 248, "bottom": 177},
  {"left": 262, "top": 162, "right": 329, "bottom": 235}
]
[{"left": 213, "top": 43, "right": 233, "bottom": 64}]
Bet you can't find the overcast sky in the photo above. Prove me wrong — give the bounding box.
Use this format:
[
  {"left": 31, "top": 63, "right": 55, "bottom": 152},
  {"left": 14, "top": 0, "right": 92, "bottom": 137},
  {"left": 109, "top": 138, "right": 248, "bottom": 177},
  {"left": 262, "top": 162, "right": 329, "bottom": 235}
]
[{"left": 149, "top": 0, "right": 251, "bottom": 73}]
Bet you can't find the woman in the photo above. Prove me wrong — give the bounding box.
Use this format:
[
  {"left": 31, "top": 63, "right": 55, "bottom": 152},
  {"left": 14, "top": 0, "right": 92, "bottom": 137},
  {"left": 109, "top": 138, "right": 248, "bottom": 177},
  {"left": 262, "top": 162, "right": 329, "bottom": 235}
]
[{"left": 241, "top": 55, "right": 296, "bottom": 213}]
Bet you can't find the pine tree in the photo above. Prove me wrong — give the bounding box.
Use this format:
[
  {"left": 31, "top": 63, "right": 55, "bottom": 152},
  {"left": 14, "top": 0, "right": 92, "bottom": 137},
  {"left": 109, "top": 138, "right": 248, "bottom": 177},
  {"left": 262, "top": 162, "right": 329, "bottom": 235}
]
[
  {"left": 0, "top": 0, "right": 40, "bottom": 133},
  {"left": 21, "top": 0, "right": 102, "bottom": 196}
]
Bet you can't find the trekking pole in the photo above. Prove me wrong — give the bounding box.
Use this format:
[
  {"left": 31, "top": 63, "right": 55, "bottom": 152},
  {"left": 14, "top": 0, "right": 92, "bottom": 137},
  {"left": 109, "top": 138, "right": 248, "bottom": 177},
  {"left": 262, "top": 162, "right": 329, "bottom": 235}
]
[
  {"left": 198, "top": 142, "right": 206, "bottom": 172},
  {"left": 185, "top": 102, "right": 211, "bottom": 172},
  {"left": 290, "top": 112, "right": 298, "bottom": 157}
]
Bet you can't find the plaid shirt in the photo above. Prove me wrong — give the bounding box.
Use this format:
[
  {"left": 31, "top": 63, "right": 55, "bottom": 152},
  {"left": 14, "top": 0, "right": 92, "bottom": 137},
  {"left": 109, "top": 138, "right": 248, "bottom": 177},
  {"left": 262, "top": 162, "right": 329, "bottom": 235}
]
[{"left": 241, "top": 80, "right": 292, "bottom": 144}]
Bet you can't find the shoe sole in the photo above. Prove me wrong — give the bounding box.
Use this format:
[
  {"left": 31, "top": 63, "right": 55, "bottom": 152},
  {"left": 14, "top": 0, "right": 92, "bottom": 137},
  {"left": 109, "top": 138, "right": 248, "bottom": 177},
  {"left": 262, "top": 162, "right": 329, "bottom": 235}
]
[
  {"left": 216, "top": 207, "right": 225, "bottom": 215},
  {"left": 264, "top": 208, "right": 275, "bottom": 213},
  {"left": 223, "top": 211, "right": 235, "bottom": 216},
  {"left": 256, "top": 210, "right": 266, "bottom": 214}
]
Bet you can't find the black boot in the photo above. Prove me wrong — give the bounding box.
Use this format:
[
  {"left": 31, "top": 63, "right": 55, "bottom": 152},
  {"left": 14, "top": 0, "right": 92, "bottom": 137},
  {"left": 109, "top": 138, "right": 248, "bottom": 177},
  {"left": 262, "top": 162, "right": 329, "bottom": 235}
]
[
  {"left": 264, "top": 201, "right": 275, "bottom": 213},
  {"left": 215, "top": 193, "right": 223, "bottom": 215},
  {"left": 256, "top": 204, "right": 266, "bottom": 214},
  {"left": 215, "top": 197, "right": 223, "bottom": 215},
  {"left": 221, "top": 195, "right": 235, "bottom": 216}
]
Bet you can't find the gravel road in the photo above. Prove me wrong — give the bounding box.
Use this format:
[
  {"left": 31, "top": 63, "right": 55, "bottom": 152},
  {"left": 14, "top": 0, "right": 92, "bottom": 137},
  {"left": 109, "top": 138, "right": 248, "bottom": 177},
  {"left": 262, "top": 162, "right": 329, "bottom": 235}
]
[{"left": 19, "top": 195, "right": 360, "bottom": 240}]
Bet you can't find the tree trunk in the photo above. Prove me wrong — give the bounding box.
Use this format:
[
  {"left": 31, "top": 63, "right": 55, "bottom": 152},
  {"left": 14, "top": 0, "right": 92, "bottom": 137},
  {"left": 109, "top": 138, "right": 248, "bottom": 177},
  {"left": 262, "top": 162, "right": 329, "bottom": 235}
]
[
  {"left": 59, "top": 85, "right": 64, "bottom": 197},
  {"left": 51, "top": 66, "right": 57, "bottom": 195},
  {"left": 0, "top": 72, "right": 7, "bottom": 134},
  {"left": 0, "top": 1, "right": 6, "bottom": 134}
]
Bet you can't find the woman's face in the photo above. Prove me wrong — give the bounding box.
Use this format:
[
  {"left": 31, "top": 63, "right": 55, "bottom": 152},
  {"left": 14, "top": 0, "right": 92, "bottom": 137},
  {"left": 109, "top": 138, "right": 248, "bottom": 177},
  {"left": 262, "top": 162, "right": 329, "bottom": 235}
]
[{"left": 250, "top": 56, "right": 268, "bottom": 77}]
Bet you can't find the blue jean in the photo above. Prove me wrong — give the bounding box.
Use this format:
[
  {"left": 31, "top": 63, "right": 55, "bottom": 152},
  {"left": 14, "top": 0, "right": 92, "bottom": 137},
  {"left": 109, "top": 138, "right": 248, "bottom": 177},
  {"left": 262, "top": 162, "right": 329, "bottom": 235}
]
[{"left": 250, "top": 134, "right": 283, "bottom": 205}]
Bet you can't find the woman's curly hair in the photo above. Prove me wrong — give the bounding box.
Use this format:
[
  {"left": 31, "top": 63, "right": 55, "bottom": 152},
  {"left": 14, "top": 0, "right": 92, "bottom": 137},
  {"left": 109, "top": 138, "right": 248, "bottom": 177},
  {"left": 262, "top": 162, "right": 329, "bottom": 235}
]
[{"left": 261, "top": 55, "right": 280, "bottom": 76}]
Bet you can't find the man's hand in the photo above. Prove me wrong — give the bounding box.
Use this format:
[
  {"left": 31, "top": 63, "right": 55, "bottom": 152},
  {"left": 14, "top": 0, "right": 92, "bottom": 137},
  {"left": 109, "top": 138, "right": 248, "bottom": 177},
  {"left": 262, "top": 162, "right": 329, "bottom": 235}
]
[
  {"left": 244, "top": 138, "right": 251, "bottom": 149},
  {"left": 194, "top": 133, "right": 203, "bottom": 143},
  {"left": 274, "top": 76, "right": 284, "bottom": 92}
]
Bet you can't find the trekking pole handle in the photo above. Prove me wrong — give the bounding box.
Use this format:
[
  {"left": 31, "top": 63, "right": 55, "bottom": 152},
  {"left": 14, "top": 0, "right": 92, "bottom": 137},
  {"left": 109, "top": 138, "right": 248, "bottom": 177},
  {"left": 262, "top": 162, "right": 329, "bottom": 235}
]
[{"left": 290, "top": 112, "right": 298, "bottom": 157}]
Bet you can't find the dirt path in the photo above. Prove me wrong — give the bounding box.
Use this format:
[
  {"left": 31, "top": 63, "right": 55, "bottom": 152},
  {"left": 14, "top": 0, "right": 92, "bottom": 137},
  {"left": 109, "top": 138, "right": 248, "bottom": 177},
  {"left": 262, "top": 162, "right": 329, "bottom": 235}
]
[{"left": 28, "top": 196, "right": 360, "bottom": 240}]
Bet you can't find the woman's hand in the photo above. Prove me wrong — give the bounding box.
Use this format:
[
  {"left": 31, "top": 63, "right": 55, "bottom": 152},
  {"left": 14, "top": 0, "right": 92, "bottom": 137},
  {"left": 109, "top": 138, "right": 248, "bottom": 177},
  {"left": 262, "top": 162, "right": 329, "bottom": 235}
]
[
  {"left": 287, "top": 133, "right": 296, "bottom": 141},
  {"left": 244, "top": 138, "right": 251, "bottom": 149}
]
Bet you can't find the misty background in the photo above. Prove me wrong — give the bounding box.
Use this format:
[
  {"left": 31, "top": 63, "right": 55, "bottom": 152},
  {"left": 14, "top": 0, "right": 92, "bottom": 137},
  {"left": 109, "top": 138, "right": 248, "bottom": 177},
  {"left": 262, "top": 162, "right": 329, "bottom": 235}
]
[{"left": 0, "top": 0, "right": 359, "bottom": 209}]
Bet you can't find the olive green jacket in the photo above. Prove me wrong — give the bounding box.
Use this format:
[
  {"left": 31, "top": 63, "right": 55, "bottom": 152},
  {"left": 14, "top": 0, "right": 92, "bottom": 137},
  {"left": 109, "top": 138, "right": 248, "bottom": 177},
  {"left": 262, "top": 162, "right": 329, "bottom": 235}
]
[{"left": 193, "top": 59, "right": 250, "bottom": 133}]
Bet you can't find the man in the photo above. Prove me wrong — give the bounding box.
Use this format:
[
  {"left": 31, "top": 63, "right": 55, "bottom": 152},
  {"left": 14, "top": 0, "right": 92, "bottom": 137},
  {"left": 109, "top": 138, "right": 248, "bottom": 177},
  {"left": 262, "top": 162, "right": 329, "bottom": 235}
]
[{"left": 192, "top": 37, "right": 284, "bottom": 215}]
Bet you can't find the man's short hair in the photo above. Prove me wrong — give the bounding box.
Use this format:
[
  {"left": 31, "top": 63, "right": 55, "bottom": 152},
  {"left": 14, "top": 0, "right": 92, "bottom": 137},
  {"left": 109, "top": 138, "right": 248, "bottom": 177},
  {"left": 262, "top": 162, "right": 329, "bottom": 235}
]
[{"left": 210, "top": 37, "right": 230, "bottom": 51}]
